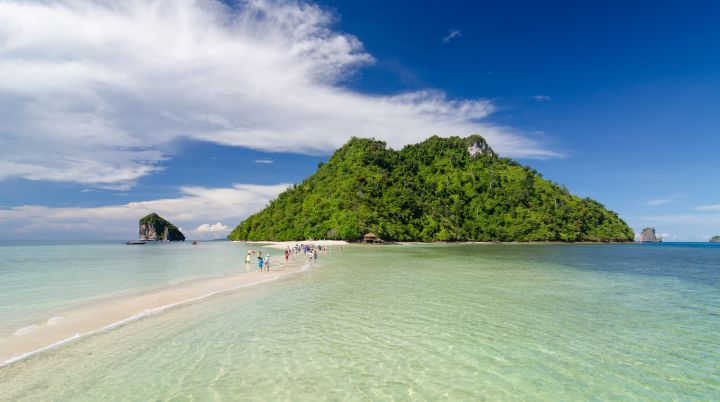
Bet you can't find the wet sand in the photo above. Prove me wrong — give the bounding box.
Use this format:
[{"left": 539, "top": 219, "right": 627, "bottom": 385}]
[{"left": 0, "top": 253, "right": 311, "bottom": 366}]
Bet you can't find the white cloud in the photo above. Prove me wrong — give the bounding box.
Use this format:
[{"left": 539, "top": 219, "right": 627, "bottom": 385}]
[
  {"left": 645, "top": 198, "right": 672, "bottom": 206},
  {"left": 193, "top": 222, "right": 231, "bottom": 239},
  {"left": 0, "top": 183, "right": 288, "bottom": 239},
  {"left": 443, "top": 29, "right": 462, "bottom": 43},
  {"left": 0, "top": 0, "right": 557, "bottom": 188},
  {"left": 195, "top": 222, "right": 229, "bottom": 232},
  {"left": 695, "top": 204, "right": 720, "bottom": 211},
  {"left": 533, "top": 95, "right": 551, "bottom": 102},
  {"left": 254, "top": 159, "right": 274, "bottom": 164}
]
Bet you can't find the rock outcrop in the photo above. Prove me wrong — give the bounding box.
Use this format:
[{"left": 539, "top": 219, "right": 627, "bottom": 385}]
[
  {"left": 710, "top": 236, "right": 720, "bottom": 243},
  {"left": 139, "top": 213, "right": 185, "bottom": 241},
  {"left": 639, "top": 227, "right": 661, "bottom": 243}
]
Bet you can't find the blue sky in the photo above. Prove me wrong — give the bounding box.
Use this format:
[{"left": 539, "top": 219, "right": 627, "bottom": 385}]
[{"left": 1, "top": 0, "right": 719, "bottom": 240}]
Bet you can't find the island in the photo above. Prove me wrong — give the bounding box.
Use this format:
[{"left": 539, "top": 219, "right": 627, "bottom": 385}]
[
  {"left": 229, "top": 135, "right": 634, "bottom": 242},
  {"left": 710, "top": 236, "right": 720, "bottom": 243},
  {"left": 639, "top": 227, "right": 662, "bottom": 243},
  {"left": 139, "top": 213, "right": 185, "bottom": 241}
]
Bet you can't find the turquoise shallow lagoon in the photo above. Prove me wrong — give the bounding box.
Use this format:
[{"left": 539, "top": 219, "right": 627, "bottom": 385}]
[
  {"left": 1, "top": 242, "right": 719, "bottom": 400},
  {"left": 0, "top": 241, "right": 261, "bottom": 333}
]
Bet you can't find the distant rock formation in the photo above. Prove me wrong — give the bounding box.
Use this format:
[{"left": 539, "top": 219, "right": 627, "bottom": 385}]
[
  {"left": 710, "top": 236, "right": 720, "bottom": 243},
  {"left": 639, "top": 227, "right": 661, "bottom": 243},
  {"left": 139, "top": 213, "right": 185, "bottom": 241}
]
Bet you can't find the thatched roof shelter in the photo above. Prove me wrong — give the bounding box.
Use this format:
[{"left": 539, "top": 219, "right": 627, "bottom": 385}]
[{"left": 362, "top": 232, "right": 383, "bottom": 243}]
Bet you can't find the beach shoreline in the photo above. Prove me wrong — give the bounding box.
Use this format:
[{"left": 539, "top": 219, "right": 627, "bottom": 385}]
[
  {"left": 237, "top": 239, "right": 633, "bottom": 247},
  {"left": 397, "top": 240, "right": 636, "bottom": 245},
  {"left": 0, "top": 244, "right": 326, "bottom": 367},
  {"left": 238, "top": 239, "right": 350, "bottom": 250}
]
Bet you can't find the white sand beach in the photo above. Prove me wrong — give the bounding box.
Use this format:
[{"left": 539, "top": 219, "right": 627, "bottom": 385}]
[{"left": 0, "top": 245, "right": 332, "bottom": 366}]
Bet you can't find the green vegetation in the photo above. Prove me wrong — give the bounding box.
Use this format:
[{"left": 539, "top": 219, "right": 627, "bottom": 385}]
[
  {"left": 229, "top": 135, "right": 634, "bottom": 242},
  {"left": 139, "top": 213, "right": 185, "bottom": 241}
]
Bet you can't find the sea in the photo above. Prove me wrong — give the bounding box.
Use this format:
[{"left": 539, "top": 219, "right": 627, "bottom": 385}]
[{"left": 0, "top": 241, "right": 718, "bottom": 400}]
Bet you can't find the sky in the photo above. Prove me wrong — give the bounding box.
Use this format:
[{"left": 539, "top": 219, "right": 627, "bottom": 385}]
[{"left": 1, "top": 0, "right": 719, "bottom": 241}]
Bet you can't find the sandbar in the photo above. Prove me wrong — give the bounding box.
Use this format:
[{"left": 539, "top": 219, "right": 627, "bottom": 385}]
[
  {"left": 0, "top": 250, "right": 316, "bottom": 366},
  {"left": 241, "top": 239, "right": 349, "bottom": 250}
]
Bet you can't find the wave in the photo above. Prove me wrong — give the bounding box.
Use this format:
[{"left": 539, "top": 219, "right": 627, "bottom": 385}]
[{"left": 12, "top": 325, "right": 38, "bottom": 337}]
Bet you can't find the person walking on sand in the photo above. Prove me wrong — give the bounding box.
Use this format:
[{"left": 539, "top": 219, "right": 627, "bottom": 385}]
[
  {"left": 245, "top": 251, "right": 251, "bottom": 264},
  {"left": 313, "top": 249, "right": 318, "bottom": 262},
  {"left": 264, "top": 254, "right": 270, "bottom": 271},
  {"left": 257, "top": 255, "right": 263, "bottom": 272},
  {"left": 284, "top": 249, "right": 289, "bottom": 263}
]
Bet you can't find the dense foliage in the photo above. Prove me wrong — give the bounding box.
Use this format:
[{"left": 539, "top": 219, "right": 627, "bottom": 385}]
[
  {"left": 228, "top": 136, "right": 634, "bottom": 242},
  {"left": 139, "top": 213, "right": 185, "bottom": 241}
]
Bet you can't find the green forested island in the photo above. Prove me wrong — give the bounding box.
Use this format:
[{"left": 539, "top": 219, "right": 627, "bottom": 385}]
[
  {"left": 229, "top": 135, "right": 634, "bottom": 242},
  {"left": 139, "top": 213, "right": 185, "bottom": 241}
]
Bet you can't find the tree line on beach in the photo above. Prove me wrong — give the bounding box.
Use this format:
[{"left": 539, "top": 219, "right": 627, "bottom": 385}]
[{"left": 228, "top": 135, "right": 634, "bottom": 242}]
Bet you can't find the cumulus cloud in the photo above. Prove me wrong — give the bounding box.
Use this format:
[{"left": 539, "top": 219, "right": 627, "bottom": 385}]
[
  {"left": 443, "top": 29, "right": 462, "bottom": 43},
  {"left": 0, "top": 0, "right": 557, "bottom": 189},
  {"left": 0, "top": 183, "right": 288, "bottom": 239},
  {"left": 195, "top": 222, "right": 229, "bottom": 232},
  {"left": 253, "top": 159, "right": 274, "bottom": 164},
  {"left": 695, "top": 204, "right": 720, "bottom": 211},
  {"left": 193, "top": 222, "right": 231, "bottom": 239}
]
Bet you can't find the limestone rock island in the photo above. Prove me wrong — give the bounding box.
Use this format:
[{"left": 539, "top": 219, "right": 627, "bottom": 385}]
[
  {"left": 710, "top": 236, "right": 720, "bottom": 243},
  {"left": 139, "top": 213, "right": 185, "bottom": 241},
  {"left": 639, "top": 227, "right": 661, "bottom": 243}
]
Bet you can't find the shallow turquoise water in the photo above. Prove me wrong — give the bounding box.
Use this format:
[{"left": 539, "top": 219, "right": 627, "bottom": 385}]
[
  {"left": 0, "top": 241, "right": 263, "bottom": 333},
  {"left": 1, "top": 243, "right": 719, "bottom": 400}
]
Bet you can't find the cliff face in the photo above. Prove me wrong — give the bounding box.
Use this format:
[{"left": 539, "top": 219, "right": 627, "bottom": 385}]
[
  {"left": 139, "top": 213, "right": 185, "bottom": 241},
  {"left": 710, "top": 236, "right": 720, "bottom": 243},
  {"left": 639, "top": 227, "right": 660, "bottom": 243}
]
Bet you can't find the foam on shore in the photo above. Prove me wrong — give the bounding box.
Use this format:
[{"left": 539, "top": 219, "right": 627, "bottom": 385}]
[{"left": 0, "top": 255, "right": 313, "bottom": 367}]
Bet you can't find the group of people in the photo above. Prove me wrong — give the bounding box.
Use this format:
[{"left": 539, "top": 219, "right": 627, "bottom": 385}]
[
  {"left": 245, "top": 249, "right": 271, "bottom": 272},
  {"left": 245, "top": 243, "right": 330, "bottom": 272},
  {"left": 286, "top": 243, "right": 328, "bottom": 263}
]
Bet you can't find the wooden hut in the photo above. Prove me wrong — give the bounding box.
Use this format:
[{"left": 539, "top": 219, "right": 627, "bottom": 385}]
[{"left": 362, "top": 232, "right": 383, "bottom": 244}]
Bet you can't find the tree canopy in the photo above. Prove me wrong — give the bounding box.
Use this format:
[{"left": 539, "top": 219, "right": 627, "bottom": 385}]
[{"left": 228, "top": 135, "right": 634, "bottom": 242}]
